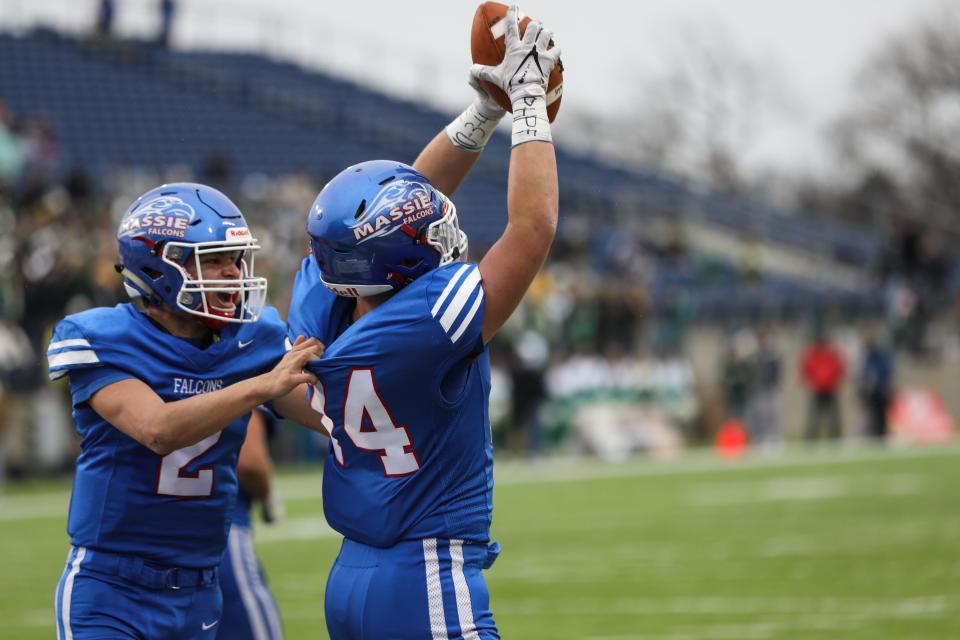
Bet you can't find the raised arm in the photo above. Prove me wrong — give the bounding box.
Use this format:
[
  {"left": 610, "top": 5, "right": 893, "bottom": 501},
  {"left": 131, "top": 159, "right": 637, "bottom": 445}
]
[
  {"left": 472, "top": 6, "right": 561, "bottom": 342},
  {"left": 413, "top": 65, "right": 507, "bottom": 195},
  {"left": 412, "top": 133, "right": 482, "bottom": 197},
  {"left": 88, "top": 337, "right": 323, "bottom": 455}
]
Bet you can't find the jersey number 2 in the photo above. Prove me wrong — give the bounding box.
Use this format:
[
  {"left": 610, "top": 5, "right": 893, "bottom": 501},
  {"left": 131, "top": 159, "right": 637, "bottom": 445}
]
[
  {"left": 314, "top": 369, "right": 420, "bottom": 476},
  {"left": 156, "top": 432, "right": 222, "bottom": 497}
]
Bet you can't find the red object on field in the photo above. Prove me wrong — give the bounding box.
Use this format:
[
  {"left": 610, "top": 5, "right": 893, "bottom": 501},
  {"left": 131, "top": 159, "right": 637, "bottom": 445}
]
[
  {"left": 889, "top": 388, "right": 955, "bottom": 444},
  {"left": 470, "top": 1, "right": 564, "bottom": 121},
  {"left": 715, "top": 419, "right": 749, "bottom": 458}
]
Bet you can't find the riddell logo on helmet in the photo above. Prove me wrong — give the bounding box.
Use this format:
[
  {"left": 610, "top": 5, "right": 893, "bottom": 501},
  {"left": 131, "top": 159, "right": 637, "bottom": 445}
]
[
  {"left": 353, "top": 193, "right": 433, "bottom": 242},
  {"left": 226, "top": 227, "right": 252, "bottom": 240},
  {"left": 326, "top": 284, "right": 361, "bottom": 297}
]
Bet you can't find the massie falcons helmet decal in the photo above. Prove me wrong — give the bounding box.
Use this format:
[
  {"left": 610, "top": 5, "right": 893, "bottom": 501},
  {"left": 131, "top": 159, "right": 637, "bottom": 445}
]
[
  {"left": 308, "top": 160, "right": 468, "bottom": 297},
  {"left": 350, "top": 180, "right": 435, "bottom": 244},
  {"left": 117, "top": 195, "right": 198, "bottom": 239}
]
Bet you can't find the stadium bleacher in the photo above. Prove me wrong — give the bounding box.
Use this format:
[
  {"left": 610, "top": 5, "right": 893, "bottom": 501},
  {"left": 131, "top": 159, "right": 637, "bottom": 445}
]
[{"left": 0, "top": 28, "right": 887, "bottom": 320}]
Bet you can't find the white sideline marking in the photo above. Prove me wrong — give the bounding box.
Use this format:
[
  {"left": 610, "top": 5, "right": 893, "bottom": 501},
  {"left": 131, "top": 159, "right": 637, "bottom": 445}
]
[
  {"left": 691, "top": 476, "right": 847, "bottom": 505},
  {"left": 254, "top": 516, "right": 337, "bottom": 543},
  {"left": 2, "top": 445, "right": 956, "bottom": 521},
  {"left": 759, "top": 536, "right": 817, "bottom": 557},
  {"left": 690, "top": 472, "right": 926, "bottom": 506},
  {"left": 269, "top": 444, "right": 959, "bottom": 502},
  {"left": 576, "top": 600, "right": 949, "bottom": 640},
  {"left": 496, "top": 444, "right": 958, "bottom": 485},
  {"left": 0, "top": 493, "right": 70, "bottom": 521},
  {"left": 494, "top": 595, "right": 952, "bottom": 617}
]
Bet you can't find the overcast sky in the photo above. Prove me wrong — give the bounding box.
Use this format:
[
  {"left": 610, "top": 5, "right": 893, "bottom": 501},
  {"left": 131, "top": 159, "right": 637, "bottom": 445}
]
[
  {"left": 2, "top": 0, "right": 950, "bottom": 174},
  {"left": 307, "top": 0, "right": 945, "bottom": 176}
]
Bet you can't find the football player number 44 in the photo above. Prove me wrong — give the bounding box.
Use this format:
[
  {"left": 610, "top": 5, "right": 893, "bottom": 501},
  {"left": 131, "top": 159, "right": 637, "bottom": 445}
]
[{"left": 311, "top": 368, "right": 421, "bottom": 476}]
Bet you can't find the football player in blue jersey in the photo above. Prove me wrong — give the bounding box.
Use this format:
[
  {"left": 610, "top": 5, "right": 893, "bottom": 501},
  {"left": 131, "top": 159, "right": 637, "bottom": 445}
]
[
  {"left": 217, "top": 407, "right": 285, "bottom": 640},
  {"left": 47, "top": 182, "right": 325, "bottom": 640},
  {"left": 287, "top": 7, "right": 561, "bottom": 638}
]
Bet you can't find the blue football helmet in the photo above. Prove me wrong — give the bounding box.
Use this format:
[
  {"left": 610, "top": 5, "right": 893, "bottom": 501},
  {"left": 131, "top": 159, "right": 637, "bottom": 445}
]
[
  {"left": 116, "top": 183, "right": 267, "bottom": 326},
  {"left": 306, "top": 160, "right": 468, "bottom": 297}
]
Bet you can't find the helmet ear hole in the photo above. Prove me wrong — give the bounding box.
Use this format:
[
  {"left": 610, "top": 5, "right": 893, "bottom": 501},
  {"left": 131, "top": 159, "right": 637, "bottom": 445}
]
[{"left": 142, "top": 268, "right": 163, "bottom": 280}]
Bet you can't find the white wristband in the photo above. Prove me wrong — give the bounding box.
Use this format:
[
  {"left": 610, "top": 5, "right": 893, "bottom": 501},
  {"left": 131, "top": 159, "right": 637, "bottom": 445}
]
[
  {"left": 445, "top": 102, "right": 502, "bottom": 152},
  {"left": 511, "top": 95, "right": 552, "bottom": 147}
]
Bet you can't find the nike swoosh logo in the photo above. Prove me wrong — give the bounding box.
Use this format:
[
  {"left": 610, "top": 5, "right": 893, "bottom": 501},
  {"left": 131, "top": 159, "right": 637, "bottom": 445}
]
[
  {"left": 512, "top": 45, "right": 542, "bottom": 87},
  {"left": 202, "top": 620, "right": 219, "bottom": 631},
  {"left": 238, "top": 339, "right": 254, "bottom": 349}
]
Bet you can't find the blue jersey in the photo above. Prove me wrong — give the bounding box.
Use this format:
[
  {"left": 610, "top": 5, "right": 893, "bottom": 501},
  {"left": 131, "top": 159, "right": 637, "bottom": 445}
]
[
  {"left": 288, "top": 258, "right": 493, "bottom": 548},
  {"left": 46, "top": 303, "right": 287, "bottom": 568}
]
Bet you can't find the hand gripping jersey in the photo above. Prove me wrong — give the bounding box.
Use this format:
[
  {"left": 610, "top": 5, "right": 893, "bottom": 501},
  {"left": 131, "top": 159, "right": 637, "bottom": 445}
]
[
  {"left": 289, "top": 258, "right": 493, "bottom": 548},
  {"left": 46, "top": 303, "right": 287, "bottom": 568}
]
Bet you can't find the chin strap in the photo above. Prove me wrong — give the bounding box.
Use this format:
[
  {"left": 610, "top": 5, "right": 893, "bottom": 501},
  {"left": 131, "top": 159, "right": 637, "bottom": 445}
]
[
  {"left": 118, "top": 263, "right": 236, "bottom": 330},
  {"left": 198, "top": 292, "right": 240, "bottom": 329}
]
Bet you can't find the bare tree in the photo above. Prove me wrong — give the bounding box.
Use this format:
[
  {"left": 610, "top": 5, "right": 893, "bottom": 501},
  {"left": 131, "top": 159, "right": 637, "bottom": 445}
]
[
  {"left": 587, "top": 23, "right": 788, "bottom": 194},
  {"left": 831, "top": 4, "right": 960, "bottom": 237}
]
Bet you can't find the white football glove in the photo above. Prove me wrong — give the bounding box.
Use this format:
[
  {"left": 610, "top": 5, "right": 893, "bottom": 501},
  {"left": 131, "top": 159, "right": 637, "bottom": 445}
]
[
  {"left": 468, "top": 66, "right": 507, "bottom": 121},
  {"left": 445, "top": 65, "right": 508, "bottom": 152},
  {"left": 470, "top": 5, "right": 562, "bottom": 106}
]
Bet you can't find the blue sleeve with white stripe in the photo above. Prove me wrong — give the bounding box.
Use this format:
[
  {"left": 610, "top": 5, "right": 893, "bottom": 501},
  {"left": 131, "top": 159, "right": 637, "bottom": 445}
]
[
  {"left": 425, "top": 262, "right": 485, "bottom": 357},
  {"left": 47, "top": 319, "right": 102, "bottom": 382},
  {"left": 48, "top": 318, "right": 134, "bottom": 404}
]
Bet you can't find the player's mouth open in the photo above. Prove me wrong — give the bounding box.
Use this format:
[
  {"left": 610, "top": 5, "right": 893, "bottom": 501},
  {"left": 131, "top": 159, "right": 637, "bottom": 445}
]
[{"left": 211, "top": 291, "right": 238, "bottom": 312}]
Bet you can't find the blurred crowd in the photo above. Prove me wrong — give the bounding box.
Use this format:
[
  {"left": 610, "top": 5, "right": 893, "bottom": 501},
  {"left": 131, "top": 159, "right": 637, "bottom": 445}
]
[
  {"left": 1, "top": 99, "right": 958, "bottom": 479},
  {"left": 0, "top": 100, "right": 321, "bottom": 474}
]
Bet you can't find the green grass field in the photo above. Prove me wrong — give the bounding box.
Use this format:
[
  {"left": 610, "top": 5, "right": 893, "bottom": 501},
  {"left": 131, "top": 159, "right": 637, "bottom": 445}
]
[{"left": 2, "top": 445, "right": 959, "bottom": 639}]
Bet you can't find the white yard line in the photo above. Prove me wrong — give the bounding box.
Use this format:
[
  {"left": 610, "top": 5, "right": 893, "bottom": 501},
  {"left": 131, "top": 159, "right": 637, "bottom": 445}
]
[
  {"left": 2, "top": 444, "right": 957, "bottom": 521},
  {"left": 497, "top": 595, "right": 953, "bottom": 617},
  {"left": 254, "top": 516, "right": 338, "bottom": 543},
  {"left": 0, "top": 492, "right": 70, "bottom": 521},
  {"left": 491, "top": 444, "right": 960, "bottom": 487},
  {"left": 274, "top": 443, "right": 959, "bottom": 500},
  {"left": 580, "top": 601, "right": 951, "bottom": 640},
  {"left": 689, "top": 472, "right": 926, "bottom": 506}
]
